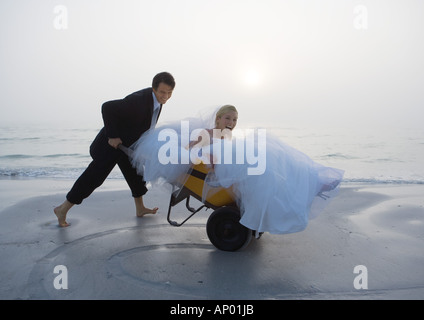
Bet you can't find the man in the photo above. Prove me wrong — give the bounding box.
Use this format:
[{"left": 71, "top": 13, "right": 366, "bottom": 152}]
[{"left": 54, "top": 72, "right": 175, "bottom": 227}]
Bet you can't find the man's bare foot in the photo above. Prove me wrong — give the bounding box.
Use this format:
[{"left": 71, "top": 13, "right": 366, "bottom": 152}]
[
  {"left": 136, "top": 206, "right": 159, "bottom": 218},
  {"left": 54, "top": 207, "right": 70, "bottom": 227},
  {"left": 53, "top": 200, "right": 74, "bottom": 227},
  {"left": 134, "top": 196, "right": 158, "bottom": 218}
]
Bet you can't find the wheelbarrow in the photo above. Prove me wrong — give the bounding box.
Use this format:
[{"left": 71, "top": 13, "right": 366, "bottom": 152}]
[
  {"left": 119, "top": 144, "right": 255, "bottom": 251},
  {"left": 166, "top": 162, "right": 257, "bottom": 251},
  {"left": 167, "top": 163, "right": 255, "bottom": 251}
]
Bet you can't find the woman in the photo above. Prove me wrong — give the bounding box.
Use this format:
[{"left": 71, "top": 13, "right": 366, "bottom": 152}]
[
  {"left": 130, "top": 105, "right": 344, "bottom": 235},
  {"left": 187, "top": 105, "right": 238, "bottom": 163}
]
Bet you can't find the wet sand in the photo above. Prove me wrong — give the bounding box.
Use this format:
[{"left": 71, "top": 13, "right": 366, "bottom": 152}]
[{"left": 0, "top": 179, "right": 423, "bottom": 300}]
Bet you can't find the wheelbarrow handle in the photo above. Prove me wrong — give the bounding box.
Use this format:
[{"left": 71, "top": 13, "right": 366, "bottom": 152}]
[{"left": 118, "top": 144, "right": 134, "bottom": 158}]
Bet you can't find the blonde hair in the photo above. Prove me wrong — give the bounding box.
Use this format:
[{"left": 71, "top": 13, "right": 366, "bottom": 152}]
[{"left": 215, "top": 105, "right": 238, "bottom": 128}]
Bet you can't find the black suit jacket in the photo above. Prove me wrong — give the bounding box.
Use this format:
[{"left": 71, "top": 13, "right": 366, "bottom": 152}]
[{"left": 100, "top": 87, "right": 161, "bottom": 147}]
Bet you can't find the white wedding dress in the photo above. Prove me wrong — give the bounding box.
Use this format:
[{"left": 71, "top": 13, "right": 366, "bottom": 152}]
[{"left": 130, "top": 113, "right": 344, "bottom": 235}]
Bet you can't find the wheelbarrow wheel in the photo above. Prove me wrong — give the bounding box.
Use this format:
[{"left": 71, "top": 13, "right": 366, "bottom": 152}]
[{"left": 206, "top": 207, "right": 252, "bottom": 251}]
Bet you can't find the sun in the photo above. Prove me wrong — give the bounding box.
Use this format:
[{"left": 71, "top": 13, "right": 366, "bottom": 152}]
[{"left": 243, "top": 69, "right": 261, "bottom": 87}]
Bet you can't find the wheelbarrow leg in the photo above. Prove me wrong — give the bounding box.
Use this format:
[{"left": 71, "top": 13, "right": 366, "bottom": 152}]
[{"left": 167, "top": 189, "right": 206, "bottom": 227}]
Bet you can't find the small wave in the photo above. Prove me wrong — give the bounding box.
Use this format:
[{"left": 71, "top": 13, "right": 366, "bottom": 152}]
[
  {"left": 343, "top": 178, "right": 424, "bottom": 185},
  {"left": 0, "top": 154, "right": 33, "bottom": 159},
  {"left": 0, "top": 137, "right": 41, "bottom": 141},
  {"left": 43, "top": 153, "right": 85, "bottom": 158},
  {"left": 21, "top": 137, "right": 41, "bottom": 141},
  {"left": 0, "top": 153, "right": 86, "bottom": 159},
  {"left": 1, "top": 166, "right": 422, "bottom": 185},
  {"left": 321, "top": 153, "right": 358, "bottom": 160},
  {"left": 0, "top": 167, "right": 123, "bottom": 179}
]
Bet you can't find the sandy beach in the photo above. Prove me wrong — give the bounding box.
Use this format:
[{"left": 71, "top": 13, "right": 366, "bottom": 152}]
[{"left": 0, "top": 178, "right": 423, "bottom": 300}]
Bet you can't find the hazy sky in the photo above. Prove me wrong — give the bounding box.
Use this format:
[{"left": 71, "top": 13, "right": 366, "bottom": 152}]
[{"left": 1, "top": 0, "right": 423, "bottom": 129}]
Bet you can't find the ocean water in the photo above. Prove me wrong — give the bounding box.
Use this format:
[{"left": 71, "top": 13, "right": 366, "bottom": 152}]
[{"left": 1, "top": 123, "right": 423, "bottom": 185}]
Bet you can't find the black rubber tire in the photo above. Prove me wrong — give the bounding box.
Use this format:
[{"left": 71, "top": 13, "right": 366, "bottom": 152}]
[{"left": 206, "top": 207, "right": 252, "bottom": 251}]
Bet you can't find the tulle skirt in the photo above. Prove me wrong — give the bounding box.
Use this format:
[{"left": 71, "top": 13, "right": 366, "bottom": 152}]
[{"left": 130, "top": 117, "right": 344, "bottom": 235}]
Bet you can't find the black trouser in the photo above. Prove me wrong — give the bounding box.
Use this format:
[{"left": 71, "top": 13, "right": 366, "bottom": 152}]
[{"left": 66, "top": 129, "right": 147, "bottom": 205}]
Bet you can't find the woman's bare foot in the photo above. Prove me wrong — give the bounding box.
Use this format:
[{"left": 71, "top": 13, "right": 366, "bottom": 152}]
[
  {"left": 134, "top": 196, "right": 158, "bottom": 218},
  {"left": 53, "top": 200, "right": 73, "bottom": 227}
]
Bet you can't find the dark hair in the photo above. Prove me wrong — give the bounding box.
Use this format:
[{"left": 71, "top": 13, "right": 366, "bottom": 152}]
[{"left": 152, "top": 72, "right": 176, "bottom": 90}]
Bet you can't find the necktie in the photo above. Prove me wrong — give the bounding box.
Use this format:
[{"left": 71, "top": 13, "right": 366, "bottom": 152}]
[{"left": 151, "top": 106, "right": 161, "bottom": 129}]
